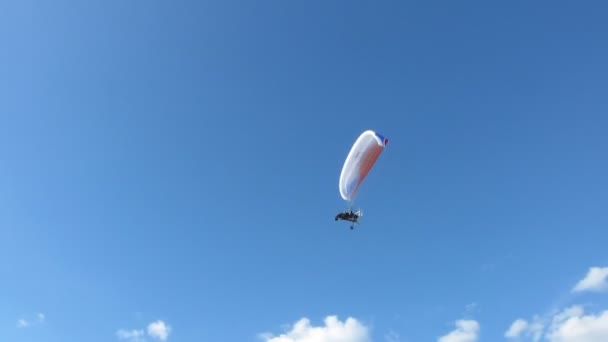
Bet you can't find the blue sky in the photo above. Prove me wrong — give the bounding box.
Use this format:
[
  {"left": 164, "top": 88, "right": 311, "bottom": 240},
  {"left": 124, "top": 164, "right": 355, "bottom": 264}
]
[{"left": 2, "top": 1, "right": 608, "bottom": 341}]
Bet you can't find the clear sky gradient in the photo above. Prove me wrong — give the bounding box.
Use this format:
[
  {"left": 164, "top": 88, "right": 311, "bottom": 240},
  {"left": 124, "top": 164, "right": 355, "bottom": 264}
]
[{"left": 2, "top": 1, "right": 607, "bottom": 341}]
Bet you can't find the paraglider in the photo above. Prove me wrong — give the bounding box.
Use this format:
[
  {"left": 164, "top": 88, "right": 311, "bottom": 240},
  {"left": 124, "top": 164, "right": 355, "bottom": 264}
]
[{"left": 335, "top": 130, "right": 388, "bottom": 229}]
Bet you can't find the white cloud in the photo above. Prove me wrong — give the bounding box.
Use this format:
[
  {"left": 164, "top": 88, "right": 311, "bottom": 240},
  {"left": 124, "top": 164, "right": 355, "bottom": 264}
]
[
  {"left": 504, "top": 316, "right": 544, "bottom": 342},
  {"left": 505, "top": 319, "right": 529, "bottom": 339},
  {"left": 437, "top": 320, "right": 479, "bottom": 342},
  {"left": 505, "top": 306, "right": 608, "bottom": 342},
  {"left": 17, "top": 319, "right": 29, "bottom": 328},
  {"left": 117, "top": 329, "right": 146, "bottom": 342},
  {"left": 384, "top": 330, "right": 401, "bottom": 342},
  {"left": 117, "top": 320, "right": 171, "bottom": 342},
  {"left": 147, "top": 320, "right": 171, "bottom": 341},
  {"left": 527, "top": 320, "right": 544, "bottom": 342},
  {"left": 261, "top": 315, "right": 371, "bottom": 342},
  {"left": 465, "top": 303, "right": 480, "bottom": 314},
  {"left": 573, "top": 267, "right": 608, "bottom": 293},
  {"left": 546, "top": 306, "right": 608, "bottom": 342},
  {"left": 504, "top": 266, "right": 608, "bottom": 341},
  {"left": 16, "top": 312, "right": 46, "bottom": 328},
  {"left": 258, "top": 332, "right": 275, "bottom": 341}
]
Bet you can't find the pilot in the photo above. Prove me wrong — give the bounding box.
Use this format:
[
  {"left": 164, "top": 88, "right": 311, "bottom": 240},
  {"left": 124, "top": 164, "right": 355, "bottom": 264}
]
[{"left": 335, "top": 210, "right": 359, "bottom": 221}]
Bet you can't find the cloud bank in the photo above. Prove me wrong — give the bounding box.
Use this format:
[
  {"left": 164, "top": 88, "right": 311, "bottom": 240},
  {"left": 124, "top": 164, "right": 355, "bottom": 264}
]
[
  {"left": 506, "top": 265, "right": 608, "bottom": 342},
  {"left": 257, "top": 266, "right": 607, "bottom": 342},
  {"left": 506, "top": 306, "right": 608, "bottom": 342}
]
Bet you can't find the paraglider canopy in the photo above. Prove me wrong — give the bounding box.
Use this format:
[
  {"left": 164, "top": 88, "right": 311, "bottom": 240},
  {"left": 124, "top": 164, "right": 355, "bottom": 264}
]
[{"left": 339, "top": 130, "right": 388, "bottom": 202}]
